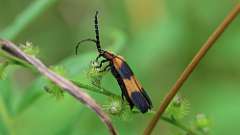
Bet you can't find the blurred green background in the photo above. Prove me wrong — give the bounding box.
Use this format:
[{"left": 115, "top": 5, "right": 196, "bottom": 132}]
[{"left": 0, "top": 0, "right": 240, "bottom": 135}]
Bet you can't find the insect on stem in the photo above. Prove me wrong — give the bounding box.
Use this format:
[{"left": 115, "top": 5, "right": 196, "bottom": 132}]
[{"left": 76, "top": 11, "right": 153, "bottom": 113}]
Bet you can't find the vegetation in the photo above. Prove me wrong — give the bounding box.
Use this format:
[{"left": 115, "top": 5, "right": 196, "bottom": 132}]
[{"left": 0, "top": 0, "right": 239, "bottom": 135}]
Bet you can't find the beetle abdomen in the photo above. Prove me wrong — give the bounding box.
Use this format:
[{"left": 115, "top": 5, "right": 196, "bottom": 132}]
[
  {"left": 131, "top": 90, "right": 152, "bottom": 113},
  {"left": 110, "top": 55, "right": 152, "bottom": 113}
]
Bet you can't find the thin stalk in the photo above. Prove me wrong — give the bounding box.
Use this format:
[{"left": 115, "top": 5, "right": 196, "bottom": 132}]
[
  {"left": 73, "top": 81, "right": 118, "bottom": 97},
  {"left": 75, "top": 82, "right": 199, "bottom": 134},
  {"left": 161, "top": 116, "right": 199, "bottom": 135},
  {"left": 144, "top": 4, "right": 240, "bottom": 135}
]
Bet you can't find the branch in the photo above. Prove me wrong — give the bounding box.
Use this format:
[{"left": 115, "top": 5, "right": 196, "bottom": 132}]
[
  {"left": 0, "top": 39, "right": 117, "bottom": 135},
  {"left": 144, "top": 3, "right": 240, "bottom": 135}
]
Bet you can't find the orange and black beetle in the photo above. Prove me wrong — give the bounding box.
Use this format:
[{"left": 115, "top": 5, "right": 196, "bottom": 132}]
[{"left": 76, "top": 11, "right": 152, "bottom": 113}]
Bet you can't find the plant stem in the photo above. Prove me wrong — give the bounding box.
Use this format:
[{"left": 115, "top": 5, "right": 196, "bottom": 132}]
[
  {"left": 0, "top": 39, "right": 118, "bottom": 135},
  {"left": 0, "top": 50, "right": 34, "bottom": 70},
  {"left": 75, "top": 81, "right": 201, "bottom": 134},
  {"left": 0, "top": 0, "right": 60, "bottom": 40},
  {"left": 73, "top": 81, "right": 118, "bottom": 97},
  {"left": 161, "top": 116, "right": 199, "bottom": 135},
  {"left": 144, "top": 4, "right": 240, "bottom": 135}
]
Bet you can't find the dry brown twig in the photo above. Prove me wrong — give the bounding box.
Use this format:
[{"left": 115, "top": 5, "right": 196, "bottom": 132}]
[
  {"left": 144, "top": 3, "right": 240, "bottom": 135},
  {"left": 0, "top": 39, "right": 117, "bottom": 135}
]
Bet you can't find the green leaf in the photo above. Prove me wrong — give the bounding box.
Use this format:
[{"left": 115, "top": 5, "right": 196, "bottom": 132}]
[
  {"left": 19, "top": 41, "right": 39, "bottom": 57},
  {"left": 0, "top": 62, "right": 8, "bottom": 80},
  {"left": 44, "top": 66, "right": 68, "bottom": 99},
  {"left": 15, "top": 77, "right": 46, "bottom": 114},
  {"left": 0, "top": 117, "right": 9, "bottom": 135},
  {"left": 0, "top": 79, "right": 12, "bottom": 113},
  {"left": 0, "top": 0, "right": 60, "bottom": 40},
  {"left": 53, "top": 110, "right": 83, "bottom": 135},
  {"left": 0, "top": 65, "right": 16, "bottom": 116}
]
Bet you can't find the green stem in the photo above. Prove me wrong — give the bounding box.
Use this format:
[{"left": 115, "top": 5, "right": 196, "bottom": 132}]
[
  {"left": 0, "top": 0, "right": 60, "bottom": 40},
  {"left": 72, "top": 81, "right": 117, "bottom": 97},
  {"left": 161, "top": 116, "right": 199, "bottom": 135},
  {"left": 74, "top": 80, "right": 199, "bottom": 135},
  {"left": 74, "top": 79, "right": 200, "bottom": 135}
]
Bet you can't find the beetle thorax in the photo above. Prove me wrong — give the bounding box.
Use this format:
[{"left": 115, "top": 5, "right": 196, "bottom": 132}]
[{"left": 103, "top": 51, "right": 115, "bottom": 60}]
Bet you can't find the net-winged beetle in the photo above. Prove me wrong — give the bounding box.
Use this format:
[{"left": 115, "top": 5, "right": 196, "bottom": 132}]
[{"left": 75, "top": 11, "right": 152, "bottom": 113}]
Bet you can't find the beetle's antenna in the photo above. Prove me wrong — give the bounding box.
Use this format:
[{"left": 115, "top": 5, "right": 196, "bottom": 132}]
[
  {"left": 75, "top": 38, "right": 97, "bottom": 55},
  {"left": 75, "top": 11, "right": 103, "bottom": 55},
  {"left": 94, "top": 11, "right": 102, "bottom": 53}
]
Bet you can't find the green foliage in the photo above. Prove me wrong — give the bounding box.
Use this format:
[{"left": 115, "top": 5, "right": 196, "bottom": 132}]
[
  {"left": 165, "top": 95, "right": 190, "bottom": 120},
  {"left": 20, "top": 41, "right": 39, "bottom": 57},
  {"left": 86, "top": 60, "right": 107, "bottom": 87},
  {"left": 44, "top": 82, "right": 64, "bottom": 99},
  {"left": 162, "top": 95, "right": 213, "bottom": 135},
  {"left": 0, "top": 61, "right": 8, "bottom": 80},
  {"left": 44, "top": 66, "right": 68, "bottom": 99},
  {"left": 0, "top": 0, "right": 239, "bottom": 135},
  {"left": 103, "top": 96, "right": 130, "bottom": 119},
  {"left": 103, "top": 96, "right": 123, "bottom": 115},
  {"left": 193, "top": 113, "right": 211, "bottom": 134},
  {"left": 0, "top": 0, "right": 60, "bottom": 40},
  {"left": 0, "top": 118, "right": 9, "bottom": 135}
]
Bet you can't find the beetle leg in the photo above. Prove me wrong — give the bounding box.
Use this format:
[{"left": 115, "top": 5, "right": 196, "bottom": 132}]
[
  {"left": 99, "top": 64, "right": 111, "bottom": 72},
  {"left": 121, "top": 93, "right": 125, "bottom": 101},
  {"left": 96, "top": 54, "right": 103, "bottom": 61},
  {"left": 95, "top": 59, "right": 109, "bottom": 69}
]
